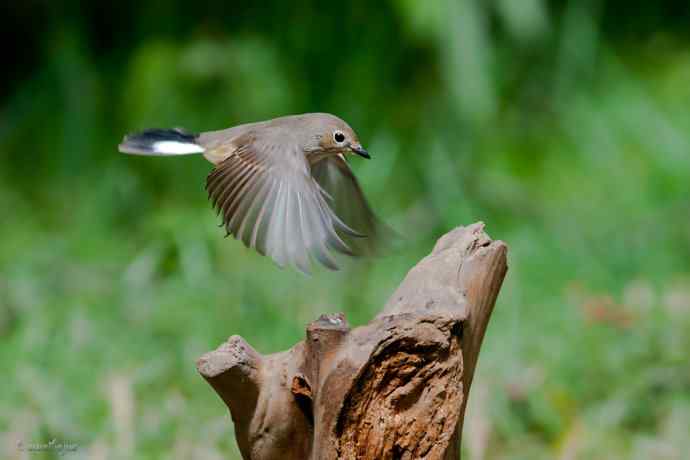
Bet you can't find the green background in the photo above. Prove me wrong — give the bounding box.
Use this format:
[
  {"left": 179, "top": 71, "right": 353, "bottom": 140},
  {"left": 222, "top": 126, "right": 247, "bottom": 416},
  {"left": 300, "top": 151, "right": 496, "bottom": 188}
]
[{"left": 1, "top": 1, "right": 689, "bottom": 458}]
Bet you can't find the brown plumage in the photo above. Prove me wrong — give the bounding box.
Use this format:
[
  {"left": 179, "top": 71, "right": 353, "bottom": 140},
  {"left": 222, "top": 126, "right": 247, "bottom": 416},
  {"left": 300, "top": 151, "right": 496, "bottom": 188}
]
[{"left": 119, "top": 113, "right": 388, "bottom": 273}]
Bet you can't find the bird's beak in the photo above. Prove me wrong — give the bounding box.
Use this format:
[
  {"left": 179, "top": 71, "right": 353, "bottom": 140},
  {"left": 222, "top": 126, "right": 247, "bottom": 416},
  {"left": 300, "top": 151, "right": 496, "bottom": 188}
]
[{"left": 350, "top": 144, "right": 371, "bottom": 159}]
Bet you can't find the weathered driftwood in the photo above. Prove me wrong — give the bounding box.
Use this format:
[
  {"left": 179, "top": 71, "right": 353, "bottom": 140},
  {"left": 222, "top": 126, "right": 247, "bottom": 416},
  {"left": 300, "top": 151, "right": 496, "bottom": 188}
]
[{"left": 197, "top": 222, "right": 508, "bottom": 459}]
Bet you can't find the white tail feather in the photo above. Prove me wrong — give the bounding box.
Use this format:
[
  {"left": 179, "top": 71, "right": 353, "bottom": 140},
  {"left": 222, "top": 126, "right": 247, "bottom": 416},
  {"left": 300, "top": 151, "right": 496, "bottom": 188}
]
[
  {"left": 152, "top": 141, "right": 205, "bottom": 155},
  {"left": 118, "top": 128, "right": 204, "bottom": 156}
]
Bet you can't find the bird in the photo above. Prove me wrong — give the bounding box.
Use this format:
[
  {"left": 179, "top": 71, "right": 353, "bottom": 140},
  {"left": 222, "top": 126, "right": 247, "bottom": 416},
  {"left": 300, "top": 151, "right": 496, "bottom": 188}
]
[{"left": 118, "top": 113, "right": 389, "bottom": 274}]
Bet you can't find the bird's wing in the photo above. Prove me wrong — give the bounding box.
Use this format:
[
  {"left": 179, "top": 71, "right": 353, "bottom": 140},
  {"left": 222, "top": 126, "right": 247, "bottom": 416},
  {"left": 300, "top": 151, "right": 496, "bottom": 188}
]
[
  {"left": 311, "top": 155, "right": 392, "bottom": 256},
  {"left": 206, "top": 133, "right": 360, "bottom": 273}
]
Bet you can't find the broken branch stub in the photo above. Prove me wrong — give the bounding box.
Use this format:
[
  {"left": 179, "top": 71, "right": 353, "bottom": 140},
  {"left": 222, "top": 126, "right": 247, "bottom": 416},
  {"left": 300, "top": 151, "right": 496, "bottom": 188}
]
[{"left": 197, "top": 222, "right": 508, "bottom": 459}]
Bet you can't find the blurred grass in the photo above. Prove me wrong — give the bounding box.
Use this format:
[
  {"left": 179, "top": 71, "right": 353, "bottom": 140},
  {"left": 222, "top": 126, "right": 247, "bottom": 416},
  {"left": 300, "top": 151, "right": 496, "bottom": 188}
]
[{"left": 1, "top": 1, "right": 690, "bottom": 459}]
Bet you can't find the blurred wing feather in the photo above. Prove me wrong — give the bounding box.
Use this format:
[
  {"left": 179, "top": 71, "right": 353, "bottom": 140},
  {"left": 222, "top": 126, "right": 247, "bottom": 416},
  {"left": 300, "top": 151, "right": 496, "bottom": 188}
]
[
  {"left": 206, "top": 135, "right": 353, "bottom": 272},
  {"left": 311, "top": 155, "right": 392, "bottom": 256}
]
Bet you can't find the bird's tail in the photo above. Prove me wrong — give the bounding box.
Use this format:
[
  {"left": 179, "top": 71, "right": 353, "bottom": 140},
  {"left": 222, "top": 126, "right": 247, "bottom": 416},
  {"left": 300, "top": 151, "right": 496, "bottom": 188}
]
[{"left": 118, "top": 128, "right": 205, "bottom": 156}]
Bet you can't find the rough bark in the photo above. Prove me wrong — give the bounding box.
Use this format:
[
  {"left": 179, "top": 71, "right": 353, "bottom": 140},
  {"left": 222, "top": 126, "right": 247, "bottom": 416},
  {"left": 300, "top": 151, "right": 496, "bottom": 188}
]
[{"left": 197, "top": 222, "right": 508, "bottom": 459}]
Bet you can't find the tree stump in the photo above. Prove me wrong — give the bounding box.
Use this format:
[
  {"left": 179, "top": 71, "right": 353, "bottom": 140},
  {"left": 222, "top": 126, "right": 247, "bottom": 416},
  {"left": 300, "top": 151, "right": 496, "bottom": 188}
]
[{"left": 197, "top": 222, "right": 508, "bottom": 459}]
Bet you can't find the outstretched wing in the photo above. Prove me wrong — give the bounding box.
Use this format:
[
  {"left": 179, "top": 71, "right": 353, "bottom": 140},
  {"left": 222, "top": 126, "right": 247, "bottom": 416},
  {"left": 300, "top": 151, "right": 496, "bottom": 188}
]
[
  {"left": 205, "top": 134, "right": 360, "bottom": 273},
  {"left": 311, "top": 155, "right": 392, "bottom": 256}
]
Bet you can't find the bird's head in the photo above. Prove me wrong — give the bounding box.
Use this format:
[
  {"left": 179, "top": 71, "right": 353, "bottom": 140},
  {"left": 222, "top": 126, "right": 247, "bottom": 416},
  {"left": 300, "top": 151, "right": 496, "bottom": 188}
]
[{"left": 302, "top": 113, "right": 370, "bottom": 160}]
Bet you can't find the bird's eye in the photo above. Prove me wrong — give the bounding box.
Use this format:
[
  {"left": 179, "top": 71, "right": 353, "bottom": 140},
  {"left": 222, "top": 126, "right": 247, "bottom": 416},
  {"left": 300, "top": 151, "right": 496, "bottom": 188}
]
[{"left": 333, "top": 131, "right": 346, "bottom": 144}]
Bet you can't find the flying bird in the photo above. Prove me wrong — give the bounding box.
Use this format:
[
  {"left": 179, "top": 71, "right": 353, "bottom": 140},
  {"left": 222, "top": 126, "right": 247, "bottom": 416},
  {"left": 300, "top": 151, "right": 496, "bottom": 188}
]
[{"left": 119, "top": 113, "right": 388, "bottom": 273}]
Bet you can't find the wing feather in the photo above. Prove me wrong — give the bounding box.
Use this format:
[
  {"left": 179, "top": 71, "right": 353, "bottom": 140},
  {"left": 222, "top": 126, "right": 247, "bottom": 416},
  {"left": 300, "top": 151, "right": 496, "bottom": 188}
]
[
  {"left": 206, "top": 134, "right": 371, "bottom": 271},
  {"left": 299, "top": 190, "right": 339, "bottom": 270},
  {"left": 311, "top": 155, "right": 392, "bottom": 256},
  {"left": 267, "top": 180, "right": 288, "bottom": 267},
  {"left": 251, "top": 179, "right": 278, "bottom": 254},
  {"left": 237, "top": 177, "right": 269, "bottom": 246}
]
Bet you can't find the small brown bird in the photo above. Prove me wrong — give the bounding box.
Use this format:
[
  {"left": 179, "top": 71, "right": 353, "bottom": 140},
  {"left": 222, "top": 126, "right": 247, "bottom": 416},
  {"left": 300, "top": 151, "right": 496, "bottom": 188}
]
[{"left": 119, "top": 113, "right": 387, "bottom": 273}]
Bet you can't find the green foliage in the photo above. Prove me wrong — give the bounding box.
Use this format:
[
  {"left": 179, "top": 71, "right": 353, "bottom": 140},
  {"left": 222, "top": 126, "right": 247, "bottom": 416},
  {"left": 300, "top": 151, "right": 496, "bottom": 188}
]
[{"left": 1, "top": 1, "right": 689, "bottom": 458}]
